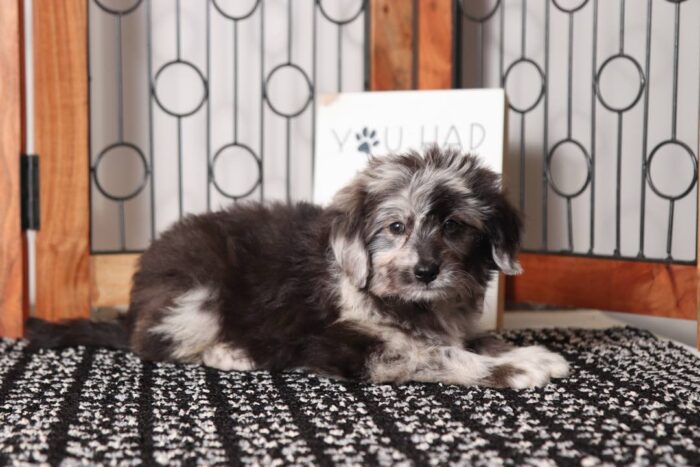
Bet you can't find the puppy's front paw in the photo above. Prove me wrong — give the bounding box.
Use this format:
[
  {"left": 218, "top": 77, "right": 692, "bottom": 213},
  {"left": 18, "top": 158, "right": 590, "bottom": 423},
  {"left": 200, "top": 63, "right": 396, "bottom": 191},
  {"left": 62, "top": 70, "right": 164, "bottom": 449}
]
[{"left": 487, "top": 346, "right": 569, "bottom": 389}]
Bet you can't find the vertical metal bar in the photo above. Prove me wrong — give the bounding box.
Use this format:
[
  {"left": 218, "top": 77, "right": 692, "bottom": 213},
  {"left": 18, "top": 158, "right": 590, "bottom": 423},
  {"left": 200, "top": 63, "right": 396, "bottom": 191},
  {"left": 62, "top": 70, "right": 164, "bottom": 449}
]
[
  {"left": 312, "top": 2, "right": 318, "bottom": 198},
  {"left": 542, "top": 0, "right": 549, "bottom": 249},
  {"left": 667, "top": 200, "right": 675, "bottom": 260},
  {"left": 147, "top": 0, "right": 156, "bottom": 240},
  {"left": 260, "top": 0, "right": 265, "bottom": 201},
  {"left": 671, "top": 1, "right": 680, "bottom": 140},
  {"left": 177, "top": 118, "right": 183, "bottom": 218},
  {"left": 286, "top": 0, "right": 292, "bottom": 201},
  {"left": 286, "top": 118, "right": 291, "bottom": 202},
  {"left": 118, "top": 201, "right": 126, "bottom": 250},
  {"left": 116, "top": 13, "right": 125, "bottom": 250},
  {"left": 337, "top": 24, "right": 343, "bottom": 92},
  {"left": 233, "top": 20, "right": 238, "bottom": 142},
  {"left": 638, "top": 0, "right": 652, "bottom": 257},
  {"left": 499, "top": 0, "right": 504, "bottom": 86},
  {"left": 590, "top": 0, "right": 599, "bottom": 254},
  {"left": 613, "top": 0, "right": 626, "bottom": 256},
  {"left": 520, "top": 0, "right": 526, "bottom": 58},
  {"left": 567, "top": 13, "right": 573, "bottom": 139},
  {"left": 667, "top": 1, "right": 682, "bottom": 258},
  {"left": 206, "top": 0, "right": 211, "bottom": 211},
  {"left": 619, "top": 0, "right": 625, "bottom": 54},
  {"left": 519, "top": 116, "right": 525, "bottom": 213},
  {"left": 116, "top": 14, "right": 124, "bottom": 143},
  {"left": 287, "top": 0, "right": 293, "bottom": 63},
  {"left": 614, "top": 112, "right": 622, "bottom": 256},
  {"left": 567, "top": 198, "right": 573, "bottom": 251},
  {"left": 176, "top": 0, "right": 181, "bottom": 61}
]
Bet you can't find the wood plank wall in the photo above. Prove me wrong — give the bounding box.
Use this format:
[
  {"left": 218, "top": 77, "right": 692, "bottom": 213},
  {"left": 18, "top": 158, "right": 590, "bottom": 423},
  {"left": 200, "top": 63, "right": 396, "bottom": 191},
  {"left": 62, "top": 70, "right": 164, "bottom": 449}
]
[
  {"left": 370, "top": 0, "right": 452, "bottom": 90},
  {"left": 33, "top": 0, "right": 91, "bottom": 321},
  {"left": 0, "top": 0, "right": 26, "bottom": 337}
]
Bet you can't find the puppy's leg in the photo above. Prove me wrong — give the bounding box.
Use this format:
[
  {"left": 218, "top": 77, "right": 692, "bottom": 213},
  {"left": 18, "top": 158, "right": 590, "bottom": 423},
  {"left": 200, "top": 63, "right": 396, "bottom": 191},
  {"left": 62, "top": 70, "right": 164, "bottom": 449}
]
[
  {"left": 202, "top": 343, "right": 256, "bottom": 371},
  {"left": 368, "top": 342, "right": 569, "bottom": 388},
  {"left": 464, "top": 334, "right": 514, "bottom": 356}
]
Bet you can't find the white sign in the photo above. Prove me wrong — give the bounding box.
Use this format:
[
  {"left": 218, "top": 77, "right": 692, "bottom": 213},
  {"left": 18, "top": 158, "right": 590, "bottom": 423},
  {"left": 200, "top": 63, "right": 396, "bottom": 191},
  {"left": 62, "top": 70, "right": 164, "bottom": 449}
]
[{"left": 314, "top": 89, "right": 508, "bottom": 330}]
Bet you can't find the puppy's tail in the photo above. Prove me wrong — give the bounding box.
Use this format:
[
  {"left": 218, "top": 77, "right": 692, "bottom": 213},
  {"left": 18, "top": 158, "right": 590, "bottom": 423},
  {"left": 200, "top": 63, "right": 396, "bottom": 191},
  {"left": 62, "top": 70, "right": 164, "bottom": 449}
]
[{"left": 25, "top": 316, "right": 130, "bottom": 351}]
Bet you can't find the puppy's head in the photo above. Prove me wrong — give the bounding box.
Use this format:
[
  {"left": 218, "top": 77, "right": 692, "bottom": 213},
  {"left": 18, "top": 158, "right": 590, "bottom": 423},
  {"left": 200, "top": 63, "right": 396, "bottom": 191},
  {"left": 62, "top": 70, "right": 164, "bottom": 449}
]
[{"left": 328, "top": 146, "right": 522, "bottom": 302}]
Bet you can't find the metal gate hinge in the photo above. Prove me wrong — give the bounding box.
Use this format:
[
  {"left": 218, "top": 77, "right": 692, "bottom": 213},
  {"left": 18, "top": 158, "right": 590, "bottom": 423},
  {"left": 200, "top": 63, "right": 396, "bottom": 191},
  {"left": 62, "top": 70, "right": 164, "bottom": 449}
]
[{"left": 20, "top": 154, "right": 40, "bottom": 230}]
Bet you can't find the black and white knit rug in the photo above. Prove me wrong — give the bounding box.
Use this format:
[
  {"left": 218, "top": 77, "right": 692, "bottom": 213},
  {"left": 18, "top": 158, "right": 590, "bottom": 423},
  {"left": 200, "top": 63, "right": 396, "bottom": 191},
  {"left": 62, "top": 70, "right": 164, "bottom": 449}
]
[{"left": 1, "top": 327, "right": 699, "bottom": 466}]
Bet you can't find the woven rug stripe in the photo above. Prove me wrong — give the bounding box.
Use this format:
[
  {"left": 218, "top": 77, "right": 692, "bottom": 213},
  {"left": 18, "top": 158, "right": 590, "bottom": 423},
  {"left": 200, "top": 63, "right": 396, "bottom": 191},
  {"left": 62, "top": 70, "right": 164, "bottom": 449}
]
[{"left": 46, "top": 347, "right": 97, "bottom": 466}]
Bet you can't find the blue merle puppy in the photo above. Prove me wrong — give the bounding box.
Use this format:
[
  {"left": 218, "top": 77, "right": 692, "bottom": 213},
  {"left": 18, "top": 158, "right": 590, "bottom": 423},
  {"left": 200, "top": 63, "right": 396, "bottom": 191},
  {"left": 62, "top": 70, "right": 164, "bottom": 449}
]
[{"left": 28, "top": 147, "right": 569, "bottom": 388}]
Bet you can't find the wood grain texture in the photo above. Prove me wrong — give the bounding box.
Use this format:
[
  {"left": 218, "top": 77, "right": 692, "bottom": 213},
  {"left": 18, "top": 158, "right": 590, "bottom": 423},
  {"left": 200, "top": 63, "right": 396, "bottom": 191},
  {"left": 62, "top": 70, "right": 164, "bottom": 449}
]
[
  {"left": 34, "top": 0, "right": 90, "bottom": 320},
  {"left": 370, "top": 0, "right": 415, "bottom": 90},
  {"left": 90, "top": 254, "right": 139, "bottom": 308},
  {"left": 417, "top": 0, "right": 453, "bottom": 89},
  {"left": 508, "top": 253, "right": 698, "bottom": 320},
  {"left": 0, "top": 0, "right": 26, "bottom": 338}
]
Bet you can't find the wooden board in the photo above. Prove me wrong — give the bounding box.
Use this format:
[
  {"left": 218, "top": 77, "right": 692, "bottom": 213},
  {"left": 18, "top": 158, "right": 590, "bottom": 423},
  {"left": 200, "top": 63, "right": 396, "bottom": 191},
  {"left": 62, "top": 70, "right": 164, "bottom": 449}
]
[
  {"left": 33, "top": 0, "right": 90, "bottom": 321},
  {"left": 508, "top": 253, "right": 698, "bottom": 321},
  {"left": 369, "top": 0, "right": 415, "bottom": 90},
  {"left": 0, "top": 0, "right": 26, "bottom": 338},
  {"left": 90, "top": 254, "right": 139, "bottom": 308},
  {"left": 417, "top": 0, "right": 453, "bottom": 89},
  {"left": 370, "top": 0, "right": 453, "bottom": 90}
]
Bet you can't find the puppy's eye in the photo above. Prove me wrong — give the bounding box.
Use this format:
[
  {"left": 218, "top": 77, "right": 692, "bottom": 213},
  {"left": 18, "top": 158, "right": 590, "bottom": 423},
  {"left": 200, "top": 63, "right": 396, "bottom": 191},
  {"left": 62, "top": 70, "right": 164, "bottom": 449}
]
[
  {"left": 389, "top": 222, "right": 405, "bottom": 235},
  {"left": 443, "top": 219, "right": 461, "bottom": 235}
]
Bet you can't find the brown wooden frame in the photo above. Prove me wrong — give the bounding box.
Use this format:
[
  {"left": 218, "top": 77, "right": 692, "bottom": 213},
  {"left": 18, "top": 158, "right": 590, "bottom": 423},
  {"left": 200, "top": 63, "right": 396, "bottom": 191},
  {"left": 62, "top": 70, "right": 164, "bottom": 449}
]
[
  {"left": 33, "top": 0, "right": 91, "bottom": 321},
  {"left": 507, "top": 254, "right": 698, "bottom": 321},
  {"left": 0, "top": 0, "right": 27, "bottom": 338}
]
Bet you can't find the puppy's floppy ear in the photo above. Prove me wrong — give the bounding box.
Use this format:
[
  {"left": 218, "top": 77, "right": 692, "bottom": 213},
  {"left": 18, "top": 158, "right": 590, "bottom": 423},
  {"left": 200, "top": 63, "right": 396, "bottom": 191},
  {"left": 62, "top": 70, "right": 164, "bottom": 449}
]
[
  {"left": 484, "top": 193, "right": 523, "bottom": 275},
  {"left": 328, "top": 177, "right": 371, "bottom": 289}
]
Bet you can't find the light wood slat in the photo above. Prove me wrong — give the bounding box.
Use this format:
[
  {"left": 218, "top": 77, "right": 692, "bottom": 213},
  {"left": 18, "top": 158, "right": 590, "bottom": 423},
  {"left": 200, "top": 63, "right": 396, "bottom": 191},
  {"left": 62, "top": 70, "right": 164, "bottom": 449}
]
[
  {"left": 370, "top": 0, "right": 415, "bottom": 90},
  {"left": 417, "top": 0, "right": 453, "bottom": 89},
  {"left": 90, "top": 254, "right": 139, "bottom": 308},
  {"left": 508, "top": 253, "right": 698, "bottom": 321},
  {"left": 0, "top": 0, "right": 26, "bottom": 337},
  {"left": 34, "top": 0, "right": 90, "bottom": 320}
]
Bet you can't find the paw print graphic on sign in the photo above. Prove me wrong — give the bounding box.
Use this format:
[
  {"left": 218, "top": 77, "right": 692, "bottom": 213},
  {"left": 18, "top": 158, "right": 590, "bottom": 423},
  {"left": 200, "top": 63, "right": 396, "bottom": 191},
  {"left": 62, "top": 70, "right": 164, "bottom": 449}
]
[{"left": 355, "top": 127, "right": 379, "bottom": 155}]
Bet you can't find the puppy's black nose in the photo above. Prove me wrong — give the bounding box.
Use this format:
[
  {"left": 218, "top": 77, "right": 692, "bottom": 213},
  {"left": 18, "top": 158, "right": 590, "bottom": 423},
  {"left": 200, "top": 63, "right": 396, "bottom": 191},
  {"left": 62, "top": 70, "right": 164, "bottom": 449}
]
[{"left": 414, "top": 262, "right": 440, "bottom": 284}]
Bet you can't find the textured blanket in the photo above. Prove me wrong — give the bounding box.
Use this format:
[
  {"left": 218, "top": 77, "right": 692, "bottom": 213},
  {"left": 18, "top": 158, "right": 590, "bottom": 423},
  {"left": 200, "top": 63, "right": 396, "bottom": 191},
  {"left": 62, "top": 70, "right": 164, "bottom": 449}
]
[{"left": 0, "top": 327, "right": 698, "bottom": 466}]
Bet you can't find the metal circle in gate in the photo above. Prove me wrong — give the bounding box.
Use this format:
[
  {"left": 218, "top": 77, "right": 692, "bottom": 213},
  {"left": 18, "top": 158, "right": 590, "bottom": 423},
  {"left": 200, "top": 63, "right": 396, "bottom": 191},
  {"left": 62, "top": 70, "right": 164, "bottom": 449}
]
[
  {"left": 546, "top": 139, "right": 592, "bottom": 198},
  {"left": 210, "top": 143, "right": 262, "bottom": 200},
  {"left": 264, "top": 63, "right": 314, "bottom": 118},
  {"left": 316, "top": 0, "right": 365, "bottom": 25},
  {"left": 503, "top": 58, "right": 545, "bottom": 114},
  {"left": 211, "top": 0, "right": 261, "bottom": 21},
  {"left": 93, "top": 142, "right": 150, "bottom": 201},
  {"left": 458, "top": 0, "right": 501, "bottom": 22},
  {"left": 646, "top": 140, "right": 697, "bottom": 201},
  {"left": 94, "top": 0, "right": 143, "bottom": 16},
  {"left": 153, "top": 60, "right": 208, "bottom": 118},
  {"left": 595, "top": 54, "right": 645, "bottom": 113},
  {"left": 552, "top": 0, "right": 590, "bottom": 14}
]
